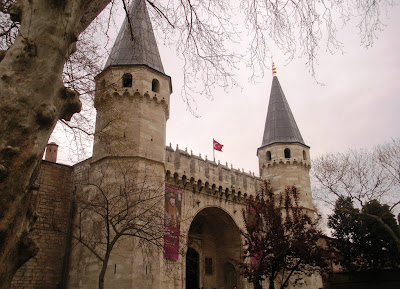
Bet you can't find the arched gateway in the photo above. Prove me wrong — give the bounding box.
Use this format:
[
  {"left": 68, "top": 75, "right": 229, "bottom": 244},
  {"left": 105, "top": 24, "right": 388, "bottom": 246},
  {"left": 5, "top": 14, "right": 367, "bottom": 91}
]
[{"left": 186, "top": 207, "right": 242, "bottom": 289}]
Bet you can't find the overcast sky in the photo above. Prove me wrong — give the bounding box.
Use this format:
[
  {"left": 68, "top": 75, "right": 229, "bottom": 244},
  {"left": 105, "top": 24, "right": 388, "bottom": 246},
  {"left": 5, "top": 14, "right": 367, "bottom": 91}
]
[
  {"left": 53, "top": 2, "right": 400, "bottom": 177},
  {"left": 162, "top": 4, "right": 400, "bottom": 175}
]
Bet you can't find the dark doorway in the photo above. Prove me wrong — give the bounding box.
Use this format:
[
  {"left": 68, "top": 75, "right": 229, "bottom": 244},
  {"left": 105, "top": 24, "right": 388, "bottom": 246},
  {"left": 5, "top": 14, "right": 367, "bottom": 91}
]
[
  {"left": 224, "top": 262, "right": 237, "bottom": 289},
  {"left": 186, "top": 247, "right": 199, "bottom": 289}
]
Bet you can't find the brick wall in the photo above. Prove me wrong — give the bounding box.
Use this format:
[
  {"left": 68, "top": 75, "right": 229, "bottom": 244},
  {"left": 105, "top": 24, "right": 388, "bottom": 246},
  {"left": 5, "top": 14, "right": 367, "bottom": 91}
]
[{"left": 11, "top": 160, "right": 74, "bottom": 289}]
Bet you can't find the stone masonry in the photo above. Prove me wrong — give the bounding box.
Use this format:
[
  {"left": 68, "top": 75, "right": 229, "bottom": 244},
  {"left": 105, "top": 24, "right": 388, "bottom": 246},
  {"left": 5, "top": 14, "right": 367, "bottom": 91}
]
[{"left": 11, "top": 160, "right": 73, "bottom": 289}]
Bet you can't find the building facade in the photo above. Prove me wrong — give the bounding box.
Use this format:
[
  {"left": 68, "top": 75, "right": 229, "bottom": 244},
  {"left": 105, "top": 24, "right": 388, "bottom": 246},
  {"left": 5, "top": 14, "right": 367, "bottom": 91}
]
[{"left": 11, "top": 0, "right": 320, "bottom": 288}]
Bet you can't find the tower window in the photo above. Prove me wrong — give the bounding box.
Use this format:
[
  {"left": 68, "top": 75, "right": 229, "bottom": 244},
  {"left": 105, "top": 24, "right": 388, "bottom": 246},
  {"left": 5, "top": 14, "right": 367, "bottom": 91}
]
[
  {"left": 122, "top": 73, "right": 132, "bottom": 87},
  {"left": 284, "top": 148, "right": 291, "bottom": 158},
  {"left": 303, "top": 150, "right": 306, "bottom": 160},
  {"left": 267, "top": 151, "right": 271, "bottom": 161},
  {"left": 152, "top": 79, "right": 160, "bottom": 93}
]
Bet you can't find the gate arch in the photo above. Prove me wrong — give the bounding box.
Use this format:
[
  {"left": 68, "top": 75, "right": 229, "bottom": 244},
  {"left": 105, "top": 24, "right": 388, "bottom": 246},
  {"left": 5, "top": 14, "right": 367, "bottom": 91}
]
[{"left": 186, "top": 207, "right": 242, "bottom": 289}]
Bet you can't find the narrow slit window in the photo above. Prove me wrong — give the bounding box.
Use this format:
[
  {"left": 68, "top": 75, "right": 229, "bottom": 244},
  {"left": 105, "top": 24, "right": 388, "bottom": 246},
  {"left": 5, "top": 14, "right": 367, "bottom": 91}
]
[{"left": 267, "top": 151, "right": 272, "bottom": 161}]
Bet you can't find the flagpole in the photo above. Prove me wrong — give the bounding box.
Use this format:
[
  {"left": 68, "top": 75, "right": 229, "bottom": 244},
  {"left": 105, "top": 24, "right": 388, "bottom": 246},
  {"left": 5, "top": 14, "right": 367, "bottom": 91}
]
[{"left": 213, "top": 138, "right": 215, "bottom": 161}]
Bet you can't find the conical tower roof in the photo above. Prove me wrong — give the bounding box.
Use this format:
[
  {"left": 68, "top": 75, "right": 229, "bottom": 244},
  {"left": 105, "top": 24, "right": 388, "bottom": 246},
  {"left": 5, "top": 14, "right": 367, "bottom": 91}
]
[
  {"left": 104, "top": 0, "right": 164, "bottom": 73},
  {"left": 260, "top": 74, "right": 306, "bottom": 147}
]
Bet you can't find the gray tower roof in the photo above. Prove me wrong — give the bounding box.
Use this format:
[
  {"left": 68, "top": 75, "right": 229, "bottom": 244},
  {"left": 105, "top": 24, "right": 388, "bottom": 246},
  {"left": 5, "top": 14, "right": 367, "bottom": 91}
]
[
  {"left": 260, "top": 76, "right": 306, "bottom": 147},
  {"left": 104, "top": 0, "right": 164, "bottom": 73}
]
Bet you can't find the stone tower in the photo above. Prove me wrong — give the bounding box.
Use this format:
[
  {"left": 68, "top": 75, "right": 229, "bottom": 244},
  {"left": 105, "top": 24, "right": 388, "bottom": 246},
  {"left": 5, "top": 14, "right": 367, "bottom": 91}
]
[
  {"left": 71, "top": 0, "right": 172, "bottom": 287},
  {"left": 257, "top": 65, "right": 314, "bottom": 212},
  {"left": 44, "top": 142, "right": 58, "bottom": 163},
  {"left": 93, "top": 0, "right": 171, "bottom": 164}
]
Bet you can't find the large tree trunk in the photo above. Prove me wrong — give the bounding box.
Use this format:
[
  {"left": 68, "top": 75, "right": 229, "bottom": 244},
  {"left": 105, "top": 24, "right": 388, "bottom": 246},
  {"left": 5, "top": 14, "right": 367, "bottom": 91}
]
[{"left": 0, "top": 0, "right": 110, "bottom": 287}]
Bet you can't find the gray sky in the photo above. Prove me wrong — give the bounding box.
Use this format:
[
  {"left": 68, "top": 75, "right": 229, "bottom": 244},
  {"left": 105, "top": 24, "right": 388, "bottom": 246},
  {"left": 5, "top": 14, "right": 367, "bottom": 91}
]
[
  {"left": 53, "top": 2, "right": 400, "bottom": 177},
  {"left": 163, "top": 4, "right": 400, "bottom": 175}
]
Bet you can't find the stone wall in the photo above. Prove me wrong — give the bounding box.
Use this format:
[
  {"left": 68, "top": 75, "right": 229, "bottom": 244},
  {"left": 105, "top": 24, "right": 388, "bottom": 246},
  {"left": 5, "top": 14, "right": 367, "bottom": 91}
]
[
  {"left": 92, "top": 66, "right": 171, "bottom": 164},
  {"left": 11, "top": 161, "right": 73, "bottom": 289},
  {"left": 165, "top": 144, "right": 261, "bottom": 199},
  {"left": 258, "top": 143, "right": 314, "bottom": 212},
  {"left": 163, "top": 146, "right": 261, "bottom": 289}
]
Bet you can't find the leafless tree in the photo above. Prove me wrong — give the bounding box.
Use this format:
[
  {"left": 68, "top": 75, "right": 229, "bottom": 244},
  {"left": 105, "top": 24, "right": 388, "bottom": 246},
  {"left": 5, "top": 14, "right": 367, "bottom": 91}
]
[
  {"left": 51, "top": 160, "right": 166, "bottom": 289},
  {"left": 312, "top": 138, "right": 400, "bottom": 252},
  {"left": 376, "top": 138, "right": 400, "bottom": 189},
  {"left": 0, "top": 0, "right": 398, "bottom": 287}
]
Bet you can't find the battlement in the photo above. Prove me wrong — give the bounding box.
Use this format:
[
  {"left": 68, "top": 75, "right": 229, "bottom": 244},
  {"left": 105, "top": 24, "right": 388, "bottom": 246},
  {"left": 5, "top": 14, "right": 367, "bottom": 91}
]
[
  {"left": 258, "top": 142, "right": 311, "bottom": 174},
  {"left": 165, "top": 144, "right": 261, "bottom": 201},
  {"left": 94, "top": 90, "right": 169, "bottom": 117},
  {"left": 94, "top": 65, "right": 171, "bottom": 119},
  {"left": 263, "top": 157, "right": 311, "bottom": 168}
]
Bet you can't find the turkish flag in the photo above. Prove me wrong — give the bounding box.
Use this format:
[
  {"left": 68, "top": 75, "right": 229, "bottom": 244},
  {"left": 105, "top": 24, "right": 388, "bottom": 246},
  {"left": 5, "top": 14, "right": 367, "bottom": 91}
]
[{"left": 213, "top": 139, "right": 223, "bottom": 151}]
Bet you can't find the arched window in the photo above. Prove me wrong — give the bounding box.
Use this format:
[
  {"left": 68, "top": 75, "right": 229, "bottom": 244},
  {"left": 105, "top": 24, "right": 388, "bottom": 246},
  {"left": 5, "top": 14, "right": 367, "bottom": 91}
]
[
  {"left": 152, "top": 79, "right": 160, "bottom": 92},
  {"left": 267, "top": 151, "right": 272, "bottom": 161},
  {"left": 303, "top": 150, "right": 306, "bottom": 160},
  {"left": 122, "top": 73, "right": 132, "bottom": 87},
  {"left": 284, "top": 148, "right": 291, "bottom": 158}
]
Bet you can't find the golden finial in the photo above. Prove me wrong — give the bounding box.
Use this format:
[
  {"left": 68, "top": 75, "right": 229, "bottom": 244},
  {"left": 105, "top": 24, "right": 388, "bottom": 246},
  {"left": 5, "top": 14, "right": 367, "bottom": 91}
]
[{"left": 272, "top": 62, "right": 277, "bottom": 77}]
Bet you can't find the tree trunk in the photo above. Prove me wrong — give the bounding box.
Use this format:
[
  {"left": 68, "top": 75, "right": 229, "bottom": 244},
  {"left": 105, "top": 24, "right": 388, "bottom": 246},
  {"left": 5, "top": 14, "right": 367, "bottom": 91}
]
[
  {"left": 0, "top": 32, "right": 79, "bottom": 289},
  {"left": 98, "top": 240, "right": 115, "bottom": 289},
  {"left": 269, "top": 276, "right": 275, "bottom": 289},
  {"left": 98, "top": 258, "right": 108, "bottom": 289},
  {"left": 0, "top": 0, "right": 110, "bottom": 286}
]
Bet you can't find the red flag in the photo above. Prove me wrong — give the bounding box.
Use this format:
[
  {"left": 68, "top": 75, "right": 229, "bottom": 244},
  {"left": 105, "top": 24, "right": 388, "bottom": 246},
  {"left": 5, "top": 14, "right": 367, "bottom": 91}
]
[{"left": 213, "top": 139, "right": 223, "bottom": 151}]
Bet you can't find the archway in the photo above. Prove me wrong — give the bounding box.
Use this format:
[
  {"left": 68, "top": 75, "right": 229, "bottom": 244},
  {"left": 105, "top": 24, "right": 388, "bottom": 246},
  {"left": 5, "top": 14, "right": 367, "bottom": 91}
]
[
  {"left": 186, "top": 207, "right": 242, "bottom": 289},
  {"left": 186, "top": 247, "right": 200, "bottom": 289}
]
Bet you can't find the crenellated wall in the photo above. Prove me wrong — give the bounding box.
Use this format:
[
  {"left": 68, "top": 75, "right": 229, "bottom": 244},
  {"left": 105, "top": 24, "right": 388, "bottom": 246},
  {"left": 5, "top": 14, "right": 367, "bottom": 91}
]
[
  {"left": 165, "top": 144, "right": 262, "bottom": 201},
  {"left": 257, "top": 142, "right": 314, "bottom": 212}
]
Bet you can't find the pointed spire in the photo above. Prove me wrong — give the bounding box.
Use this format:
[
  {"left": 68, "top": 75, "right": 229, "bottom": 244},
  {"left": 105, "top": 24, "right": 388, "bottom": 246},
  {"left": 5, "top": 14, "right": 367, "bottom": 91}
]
[
  {"left": 260, "top": 73, "right": 306, "bottom": 147},
  {"left": 104, "top": 0, "right": 164, "bottom": 73}
]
